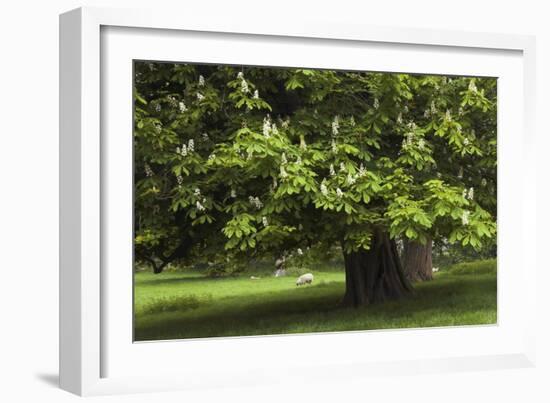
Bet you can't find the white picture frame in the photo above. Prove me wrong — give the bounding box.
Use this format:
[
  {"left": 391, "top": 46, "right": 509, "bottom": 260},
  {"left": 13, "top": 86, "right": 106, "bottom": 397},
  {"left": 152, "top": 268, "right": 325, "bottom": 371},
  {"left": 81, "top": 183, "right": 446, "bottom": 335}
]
[{"left": 60, "top": 6, "right": 537, "bottom": 396}]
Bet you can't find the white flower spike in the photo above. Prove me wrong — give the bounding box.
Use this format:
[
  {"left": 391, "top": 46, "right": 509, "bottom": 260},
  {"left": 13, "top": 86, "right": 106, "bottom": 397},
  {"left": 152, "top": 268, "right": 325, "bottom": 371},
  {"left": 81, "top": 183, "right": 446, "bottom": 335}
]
[
  {"left": 461, "top": 211, "right": 470, "bottom": 226},
  {"left": 331, "top": 115, "right": 339, "bottom": 136}
]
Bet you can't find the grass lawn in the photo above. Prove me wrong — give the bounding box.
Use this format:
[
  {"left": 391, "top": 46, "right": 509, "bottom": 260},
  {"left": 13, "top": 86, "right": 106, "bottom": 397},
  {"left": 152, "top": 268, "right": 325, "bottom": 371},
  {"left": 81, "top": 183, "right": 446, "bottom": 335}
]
[{"left": 134, "top": 259, "right": 497, "bottom": 341}]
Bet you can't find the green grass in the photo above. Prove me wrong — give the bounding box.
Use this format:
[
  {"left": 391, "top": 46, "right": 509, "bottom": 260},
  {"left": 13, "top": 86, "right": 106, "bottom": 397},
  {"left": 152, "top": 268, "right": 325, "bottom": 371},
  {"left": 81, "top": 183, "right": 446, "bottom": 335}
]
[{"left": 134, "top": 259, "right": 497, "bottom": 341}]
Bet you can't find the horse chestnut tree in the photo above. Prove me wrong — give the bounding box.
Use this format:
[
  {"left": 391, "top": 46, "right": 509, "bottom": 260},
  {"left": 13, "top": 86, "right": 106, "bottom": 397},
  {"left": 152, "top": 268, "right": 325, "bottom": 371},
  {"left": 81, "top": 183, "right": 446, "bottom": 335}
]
[{"left": 133, "top": 61, "right": 496, "bottom": 306}]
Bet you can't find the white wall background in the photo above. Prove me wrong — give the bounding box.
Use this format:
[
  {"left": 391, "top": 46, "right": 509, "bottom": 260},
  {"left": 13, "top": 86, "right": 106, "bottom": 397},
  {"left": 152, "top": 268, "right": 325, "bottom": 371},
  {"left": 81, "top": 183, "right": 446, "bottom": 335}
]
[{"left": 0, "top": 1, "right": 548, "bottom": 402}]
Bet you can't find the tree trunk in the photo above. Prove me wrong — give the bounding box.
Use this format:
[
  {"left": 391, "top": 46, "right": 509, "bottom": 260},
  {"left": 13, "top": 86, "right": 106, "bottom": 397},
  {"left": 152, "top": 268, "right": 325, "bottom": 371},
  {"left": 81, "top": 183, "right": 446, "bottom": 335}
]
[
  {"left": 136, "top": 234, "right": 193, "bottom": 274},
  {"left": 402, "top": 238, "right": 433, "bottom": 282},
  {"left": 342, "top": 230, "right": 413, "bottom": 307}
]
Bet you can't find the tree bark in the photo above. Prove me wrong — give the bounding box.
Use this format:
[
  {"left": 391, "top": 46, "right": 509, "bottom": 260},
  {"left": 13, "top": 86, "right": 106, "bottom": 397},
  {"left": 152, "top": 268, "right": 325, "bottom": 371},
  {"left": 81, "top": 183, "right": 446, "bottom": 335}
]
[
  {"left": 402, "top": 238, "right": 433, "bottom": 282},
  {"left": 342, "top": 230, "right": 413, "bottom": 307}
]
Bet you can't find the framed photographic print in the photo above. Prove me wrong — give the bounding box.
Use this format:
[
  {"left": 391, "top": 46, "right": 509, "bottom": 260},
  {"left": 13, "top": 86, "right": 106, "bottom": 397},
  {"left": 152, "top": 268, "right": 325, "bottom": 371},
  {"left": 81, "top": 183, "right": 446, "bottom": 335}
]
[{"left": 60, "top": 6, "right": 537, "bottom": 396}]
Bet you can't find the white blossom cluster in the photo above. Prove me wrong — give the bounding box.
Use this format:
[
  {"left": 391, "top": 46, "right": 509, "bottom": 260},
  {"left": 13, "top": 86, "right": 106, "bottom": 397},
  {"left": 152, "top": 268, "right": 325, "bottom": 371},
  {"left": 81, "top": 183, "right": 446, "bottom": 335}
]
[
  {"left": 176, "top": 144, "right": 187, "bottom": 156},
  {"left": 358, "top": 163, "right": 367, "bottom": 177},
  {"left": 281, "top": 118, "right": 290, "bottom": 129},
  {"left": 154, "top": 122, "right": 162, "bottom": 134},
  {"left": 253, "top": 90, "right": 259, "bottom": 99},
  {"left": 178, "top": 101, "right": 187, "bottom": 113},
  {"left": 176, "top": 175, "right": 183, "bottom": 187},
  {"left": 144, "top": 163, "right": 154, "bottom": 177},
  {"left": 402, "top": 131, "right": 414, "bottom": 148},
  {"left": 196, "top": 92, "right": 205, "bottom": 102},
  {"left": 331, "top": 115, "right": 340, "bottom": 136},
  {"left": 336, "top": 188, "right": 344, "bottom": 198},
  {"left": 241, "top": 79, "right": 249, "bottom": 94},
  {"left": 468, "top": 80, "right": 478, "bottom": 92},
  {"left": 262, "top": 216, "right": 269, "bottom": 228},
  {"left": 263, "top": 115, "right": 272, "bottom": 137},
  {"left": 445, "top": 109, "right": 452, "bottom": 122},
  {"left": 299, "top": 137, "right": 307, "bottom": 150},
  {"left": 467, "top": 187, "right": 474, "bottom": 200},
  {"left": 373, "top": 98, "right": 380, "bottom": 110},
  {"left": 346, "top": 173, "right": 356, "bottom": 185},
  {"left": 320, "top": 180, "right": 328, "bottom": 196},
  {"left": 194, "top": 188, "right": 201, "bottom": 196},
  {"left": 230, "top": 189, "right": 237, "bottom": 198},
  {"left": 397, "top": 112, "right": 403, "bottom": 124},
  {"left": 329, "top": 164, "right": 336, "bottom": 176},
  {"left": 176, "top": 141, "right": 192, "bottom": 158},
  {"left": 198, "top": 75, "right": 205, "bottom": 86},
  {"left": 339, "top": 162, "right": 346, "bottom": 172},
  {"left": 167, "top": 96, "right": 178, "bottom": 107},
  {"left": 297, "top": 248, "right": 303, "bottom": 256},
  {"left": 208, "top": 153, "right": 216, "bottom": 161},
  {"left": 463, "top": 138, "right": 470, "bottom": 146},
  {"left": 237, "top": 72, "right": 249, "bottom": 94},
  {"left": 461, "top": 211, "right": 470, "bottom": 226},
  {"left": 262, "top": 115, "right": 279, "bottom": 137},
  {"left": 196, "top": 200, "right": 206, "bottom": 212},
  {"left": 331, "top": 139, "right": 337, "bottom": 153},
  {"left": 401, "top": 122, "right": 426, "bottom": 150},
  {"left": 249, "top": 196, "right": 263, "bottom": 210}
]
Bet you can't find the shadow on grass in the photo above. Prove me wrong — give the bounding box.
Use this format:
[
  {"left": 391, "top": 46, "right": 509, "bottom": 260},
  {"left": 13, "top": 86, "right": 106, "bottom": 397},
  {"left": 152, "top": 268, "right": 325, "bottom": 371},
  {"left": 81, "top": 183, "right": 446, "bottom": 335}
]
[
  {"left": 135, "top": 275, "right": 219, "bottom": 286},
  {"left": 134, "top": 272, "right": 496, "bottom": 342},
  {"left": 135, "top": 282, "right": 345, "bottom": 340}
]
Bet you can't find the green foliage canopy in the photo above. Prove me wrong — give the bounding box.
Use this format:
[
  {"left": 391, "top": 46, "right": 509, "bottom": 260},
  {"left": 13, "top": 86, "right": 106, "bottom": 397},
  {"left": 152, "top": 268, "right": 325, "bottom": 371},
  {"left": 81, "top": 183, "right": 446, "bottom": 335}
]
[{"left": 133, "top": 62, "right": 497, "bottom": 269}]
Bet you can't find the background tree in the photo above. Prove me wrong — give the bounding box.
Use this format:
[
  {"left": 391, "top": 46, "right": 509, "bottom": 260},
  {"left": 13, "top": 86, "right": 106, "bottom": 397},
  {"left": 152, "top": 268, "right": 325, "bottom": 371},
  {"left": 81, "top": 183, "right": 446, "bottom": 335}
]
[
  {"left": 133, "top": 62, "right": 497, "bottom": 306},
  {"left": 397, "top": 76, "right": 497, "bottom": 281}
]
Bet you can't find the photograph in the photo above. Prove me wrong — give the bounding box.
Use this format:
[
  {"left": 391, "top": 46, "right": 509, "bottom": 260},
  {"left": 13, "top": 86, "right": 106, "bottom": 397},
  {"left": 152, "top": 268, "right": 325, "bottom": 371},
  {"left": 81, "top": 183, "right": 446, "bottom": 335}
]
[{"left": 132, "top": 61, "right": 497, "bottom": 342}]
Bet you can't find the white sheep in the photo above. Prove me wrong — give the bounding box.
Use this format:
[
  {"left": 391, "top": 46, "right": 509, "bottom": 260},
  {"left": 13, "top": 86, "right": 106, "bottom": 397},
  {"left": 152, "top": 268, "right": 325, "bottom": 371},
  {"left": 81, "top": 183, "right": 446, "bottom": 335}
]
[{"left": 296, "top": 273, "right": 314, "bottom": 286}]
